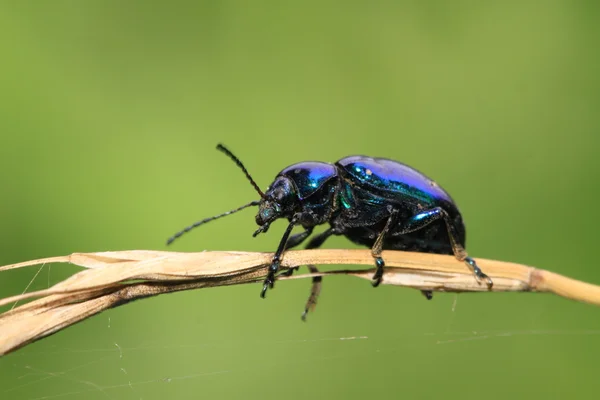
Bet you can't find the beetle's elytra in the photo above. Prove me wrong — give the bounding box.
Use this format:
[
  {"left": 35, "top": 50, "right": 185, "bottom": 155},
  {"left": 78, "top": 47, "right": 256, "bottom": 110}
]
[{"left": 167, "top": 144, "right": 492, "bottom": 318}]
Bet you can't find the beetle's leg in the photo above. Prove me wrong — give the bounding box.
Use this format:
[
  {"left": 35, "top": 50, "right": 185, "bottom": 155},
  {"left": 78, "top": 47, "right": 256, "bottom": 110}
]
[
  {"left": 278, "top": 227, "right": 314, "bottom": 277},
  {"left": 371, "top": 210, "right": 400, "bottom": 287},
  {"left": 286, "top": 227, "right": 314, "bottom": 250},
  {"left": 302, "top": 265, "right": 322, "bottom": 321},
  {"left": 464, "top": 256, "right": 491, "bottom": 287},
  {"left": 298, "top": 187, "right": 341, "bottom": 318},
  {"left": 261, "top": 217, "right": 298, "bottom": 298},
  {"left": 300, "top": 227, "right": 337, "bottom": 321},
  {"left": 421, "top": 290, "right": 433, "bottom": 300},
  {"left": 393, "top": 207, "right": 493, "bottom": 288}
]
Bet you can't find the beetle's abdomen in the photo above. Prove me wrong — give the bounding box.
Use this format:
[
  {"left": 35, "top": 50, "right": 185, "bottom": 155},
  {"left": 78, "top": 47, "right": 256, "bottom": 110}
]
[
  {"left": 343, "top": 212, "right": 465, "bottom": 255},
  {"left": 280, "top": 162, "right": 337, "bottom": 200},
  {"left": 337, "top": 156, "right": 454, "bottom": 206}
]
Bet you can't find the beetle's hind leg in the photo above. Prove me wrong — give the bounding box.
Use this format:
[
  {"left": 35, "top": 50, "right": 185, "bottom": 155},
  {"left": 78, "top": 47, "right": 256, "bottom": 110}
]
[
  {"left": 392, "top": 207, "right": 493, "bottom": 289},
  {"left": 370, "top": 209, "right": 400, "bottom": 287},
  {"left": 464, "top": 256, "right": 493, "bottom": 288}
]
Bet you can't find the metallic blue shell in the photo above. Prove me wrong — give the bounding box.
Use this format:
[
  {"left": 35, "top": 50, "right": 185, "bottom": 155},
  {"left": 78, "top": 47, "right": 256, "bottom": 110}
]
[
  {"left": 280, "top": 162, "right": 337, "bottom": 200},
  {"left": 337, "top": 156, "right": 454, "bottom": 205}
]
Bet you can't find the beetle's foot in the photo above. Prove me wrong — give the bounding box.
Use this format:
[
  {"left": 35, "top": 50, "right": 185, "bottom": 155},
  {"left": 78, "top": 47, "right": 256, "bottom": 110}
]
[
  {"left": 371, "top": 257, "right": 384, "bottom": 287},
  {"left": 260, "top": 281, "right": 269, "bottom": 298},
  {"left": 371, "top": 276, "right": 382, "bottom": 287},
  {"left": 421, "top": 290, "right": 433, "bottom": 300},
  {"left": 465, "top": 257, "right": 493, "bottom": 289},
  {"left": 260, "top": 271, "right": 275, "bottom": 298}
]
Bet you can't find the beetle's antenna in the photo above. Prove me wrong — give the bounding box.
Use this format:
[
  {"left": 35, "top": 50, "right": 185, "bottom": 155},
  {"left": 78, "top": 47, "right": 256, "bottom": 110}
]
[
  {"left": 167, "top": 200, "right": 260, "bottom": 245},
  {"left": 217, "top": 144, "right": 265, "bottom": 198}
]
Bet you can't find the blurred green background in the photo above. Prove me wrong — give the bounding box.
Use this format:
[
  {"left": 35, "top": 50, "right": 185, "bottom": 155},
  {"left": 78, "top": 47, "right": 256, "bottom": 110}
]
[{"left": 1, "top": 1, "right": 599, "bottom": 399}]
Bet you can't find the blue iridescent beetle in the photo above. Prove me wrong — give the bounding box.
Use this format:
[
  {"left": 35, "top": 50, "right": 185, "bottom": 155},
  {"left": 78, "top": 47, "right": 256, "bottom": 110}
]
[{"left": 167, "top": 144, "right": 493, "bottom": 318}]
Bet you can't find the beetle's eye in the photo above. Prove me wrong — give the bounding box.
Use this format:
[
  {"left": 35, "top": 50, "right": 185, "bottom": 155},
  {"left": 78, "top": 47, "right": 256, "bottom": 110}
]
[{"left": 261, "top": 208, "right": 274, "bottom": 220}]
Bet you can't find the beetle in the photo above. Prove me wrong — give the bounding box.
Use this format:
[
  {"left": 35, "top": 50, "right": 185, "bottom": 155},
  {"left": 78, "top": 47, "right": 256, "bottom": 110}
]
[{"left": 167, "top": 144, "right": 492, "bottom": 317}]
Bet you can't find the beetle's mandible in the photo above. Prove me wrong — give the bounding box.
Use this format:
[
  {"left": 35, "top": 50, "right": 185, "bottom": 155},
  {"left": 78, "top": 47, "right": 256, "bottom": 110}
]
[{"left": 167, "top": 144, "right": 493, "bottom": 318}]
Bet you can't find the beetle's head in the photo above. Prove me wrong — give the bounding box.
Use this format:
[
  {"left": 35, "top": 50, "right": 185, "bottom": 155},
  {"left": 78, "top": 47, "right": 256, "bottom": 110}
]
[{"left": 254, "top": 176, "right": 298, "bottom": 234}]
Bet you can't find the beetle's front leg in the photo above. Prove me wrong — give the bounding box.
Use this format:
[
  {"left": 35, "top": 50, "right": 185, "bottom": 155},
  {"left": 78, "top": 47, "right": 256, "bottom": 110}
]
[
  {"left": 277, "top": 227, "right": 314, "bottom": 278},
  {"left": 261, "top": 217, "right": 298, "bottom": 298}
]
